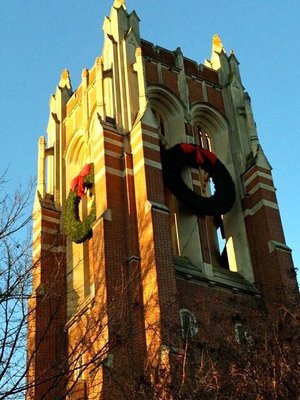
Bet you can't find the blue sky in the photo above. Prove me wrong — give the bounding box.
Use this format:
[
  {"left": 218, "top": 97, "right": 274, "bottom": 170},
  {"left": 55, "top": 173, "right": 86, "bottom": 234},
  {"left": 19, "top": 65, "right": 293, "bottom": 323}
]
[{"left": 1, "top": 0, "right": 299, "bottom": 280}]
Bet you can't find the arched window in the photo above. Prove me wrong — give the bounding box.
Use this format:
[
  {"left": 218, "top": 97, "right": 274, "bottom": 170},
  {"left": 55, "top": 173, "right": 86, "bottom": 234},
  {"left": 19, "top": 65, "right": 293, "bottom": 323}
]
[
  {"left": 198, "top": 127, "right": 212, "bottom": 151},
  {"left": 151, "top": 108, "right": 180, "bottom": 255},
  {"left": 180, "top": 309, "right": 198, "bottom": 340},
  {"left": 194, "top": 125, "right": 230, "bottom": 270},
  {"left": 149, "top": 92, "right": 254, "bottom": 283},
  {"left": 152, "top": 109, "right": 165, "bottom": 139},
  {"left": 65, "top": 131, "right": 92, "bottom": 314},
  {"left": 191, "top": 104, "right": 249, "bottom": 276},
  {"left": 234, "top": 322, "right": 253, "bottom": 348},
  {"left": 148, "top": 87, "right": 203, "bottom": 267}
]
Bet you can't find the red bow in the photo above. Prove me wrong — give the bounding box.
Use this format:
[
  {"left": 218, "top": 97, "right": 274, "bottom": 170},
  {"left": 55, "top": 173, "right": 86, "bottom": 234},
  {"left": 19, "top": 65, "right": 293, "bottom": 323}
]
[
  {"left": 180, "top": 144, "right": 217, "bottom": 166},
  {"left": 71, "top": 164, "right": 91, "bottom": 197}
]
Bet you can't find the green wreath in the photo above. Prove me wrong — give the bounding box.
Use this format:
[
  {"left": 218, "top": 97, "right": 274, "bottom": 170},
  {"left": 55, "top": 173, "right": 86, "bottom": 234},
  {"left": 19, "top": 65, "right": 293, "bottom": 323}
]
[
  {"left": 64, "top": 165, "right": 96, "bottom": 244},
  {"left": 162, "top": 144, "right": 235, "bottom": 216}
]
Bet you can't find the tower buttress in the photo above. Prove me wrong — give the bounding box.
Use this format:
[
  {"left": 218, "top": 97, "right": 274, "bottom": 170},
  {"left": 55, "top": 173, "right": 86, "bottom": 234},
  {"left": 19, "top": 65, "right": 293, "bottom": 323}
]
[
  {"left": 28, "top": 3, "right": 299, "bottom": 399},
  {"left": 207, "top": 34, "right": 298, "bottom": 306}
]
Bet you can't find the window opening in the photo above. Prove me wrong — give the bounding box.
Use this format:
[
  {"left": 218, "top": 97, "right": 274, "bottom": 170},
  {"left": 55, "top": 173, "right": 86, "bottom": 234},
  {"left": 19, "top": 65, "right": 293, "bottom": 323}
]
[
  {"left": 196, "top": 126, "right": 229, "bottom": 270},
  {"left": 197, "top": 126, "right": 212, "bottom": 195},
  {"left": 152, "top": 109, "right": 166, "bottom": 142},
  {"left": 152, "top": 108, "right": 180, "bottom": 256},
  {"left": 215, "top": 215, "right": 229, "bottom": 270},
  {"left": 234, "top": 322, "right": 253, "bottom": 349},
  {"left": 180, "top": 309, "right": 198, "bottom": 340},
  {"left": 67, "top": 164, "right": 92, "bottom": 315},
  {"left": 198, "top": 128, "right": 212, "bottom": 151}
]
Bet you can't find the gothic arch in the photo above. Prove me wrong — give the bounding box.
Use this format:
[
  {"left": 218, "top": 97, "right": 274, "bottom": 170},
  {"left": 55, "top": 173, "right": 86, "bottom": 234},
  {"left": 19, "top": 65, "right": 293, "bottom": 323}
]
[
  {"left": 147, "top": 85, "right": 185, "bottom": 146},
  {"left": 65, "top": 130, "right": 89, "bottom": 167},
  {"left": 191, "top": 103, "right": 254, "bottom": 281},
  {"left": 191, "top": 103, "right": 227, "bottom": 132},
  {"left": 64, "top": 129, "right": 92, "bottom": 314},
  {"left": 179, "top": 309, "right": 198, "bottom": 339},
  {"left": 191, "top": 103, "right": 233, "bottom": 168},
  {"left": 147, "top": 86, "right": 204, "bottom": 265}
]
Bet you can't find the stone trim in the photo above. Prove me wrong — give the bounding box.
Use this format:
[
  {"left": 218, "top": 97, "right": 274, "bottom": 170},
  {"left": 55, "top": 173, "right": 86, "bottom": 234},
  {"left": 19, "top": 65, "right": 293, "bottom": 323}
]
[
  {"left": 243, "top": 199, "right": 279, "bottom": 217},
  {"left": 145, "top": 200, "right": 170, "bottom": 214},
  {"left": 174, "top": 257, "right": 259, "bottom": 296},
  {"left": 268, "top": 240, "right": 292, "bottom": 254},
  {"left": 243, "top": 169, "right": 272, "bottom": 187},
  {"left": 133, "top": 157, "right": 162, "bottom": 174},
  {"left": 247, "top": 182, "right": 275, "bottom": 195},
  {"left": 104, "top": 136, "right": 124, "bottom": 148}
]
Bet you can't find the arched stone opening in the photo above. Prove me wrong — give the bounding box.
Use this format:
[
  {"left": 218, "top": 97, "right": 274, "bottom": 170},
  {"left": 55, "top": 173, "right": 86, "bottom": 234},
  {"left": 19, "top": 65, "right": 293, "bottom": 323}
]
[
  {"left": 65, "top": 131, "right": 92, "bottom": 315},
  {"left": 147, "top": 86, "right": 203, "bottom": 267}
]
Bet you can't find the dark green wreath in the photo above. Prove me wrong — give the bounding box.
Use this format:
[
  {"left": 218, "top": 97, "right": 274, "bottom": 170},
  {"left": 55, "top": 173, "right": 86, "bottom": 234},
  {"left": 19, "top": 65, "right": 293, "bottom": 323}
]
[
  {"left": 64, "top": 164, "right": 96, "bottom": 244},
  {"left": 162, "top": 143, "right": 235, "bottom": 216}
]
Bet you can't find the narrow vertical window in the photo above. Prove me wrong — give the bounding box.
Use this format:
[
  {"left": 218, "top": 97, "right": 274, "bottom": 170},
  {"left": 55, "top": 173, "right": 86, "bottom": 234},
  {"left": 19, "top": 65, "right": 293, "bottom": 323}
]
[
  {"left": 197, "top": 126, "right": 230, "bottom": 269},
  {"left": 152, "top": 109, "right": 180, "bottom": 255},
  {"left": 234, "top": 322, "right": 253, "bottom": 348},
  {"left": 180, "top": 309, "right": 198, "bottom": 340}
]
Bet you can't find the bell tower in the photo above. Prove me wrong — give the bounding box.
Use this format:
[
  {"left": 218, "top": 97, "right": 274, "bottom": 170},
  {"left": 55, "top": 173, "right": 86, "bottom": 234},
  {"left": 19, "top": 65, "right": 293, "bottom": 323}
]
[{"left": 27, "top": 2, "right": 299, "bottom": 399}]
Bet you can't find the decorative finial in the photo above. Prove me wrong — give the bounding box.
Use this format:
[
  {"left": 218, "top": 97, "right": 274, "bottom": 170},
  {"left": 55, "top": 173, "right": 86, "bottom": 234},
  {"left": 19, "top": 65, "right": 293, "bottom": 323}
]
[
  {"left": 212, "top": 34, "right": 224, "bottom": 54},
  {"left": 59, "top": 69, "right": 72, "bottom": 90},
  {"left": 113, "top": 0, "right": 126, "bottom": 9}
]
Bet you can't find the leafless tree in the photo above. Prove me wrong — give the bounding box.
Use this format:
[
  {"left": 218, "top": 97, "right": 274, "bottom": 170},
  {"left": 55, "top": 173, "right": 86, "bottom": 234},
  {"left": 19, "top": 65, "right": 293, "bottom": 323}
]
[
  {"left": 0, "top": 171, "right": 34, "bottom": 399},
  {"left": 0, "top": 169, "right": 299, "bottom": 400}
]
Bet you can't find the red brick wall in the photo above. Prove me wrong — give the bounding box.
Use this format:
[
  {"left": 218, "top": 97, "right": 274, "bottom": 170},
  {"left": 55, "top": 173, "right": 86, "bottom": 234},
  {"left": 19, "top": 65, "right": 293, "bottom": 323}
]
[{"left": 28, "top": 203, "right": 67, "bottom": 399}]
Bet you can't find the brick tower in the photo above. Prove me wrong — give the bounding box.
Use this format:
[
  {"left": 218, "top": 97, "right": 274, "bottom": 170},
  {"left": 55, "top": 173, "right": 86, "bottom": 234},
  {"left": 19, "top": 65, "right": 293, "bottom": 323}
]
[{"left": 27, "top": 1, "right": 299, "bottom": 399}]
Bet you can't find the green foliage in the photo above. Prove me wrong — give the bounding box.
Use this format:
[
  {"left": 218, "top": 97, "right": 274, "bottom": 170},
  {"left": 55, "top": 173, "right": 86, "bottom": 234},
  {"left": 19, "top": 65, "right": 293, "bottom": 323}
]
[
  {"left": 83, "top": 167, "right": 94, "bottom": 190},
  {"left": 64, "top": 190, "right": 96, "bottom": 244}
]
